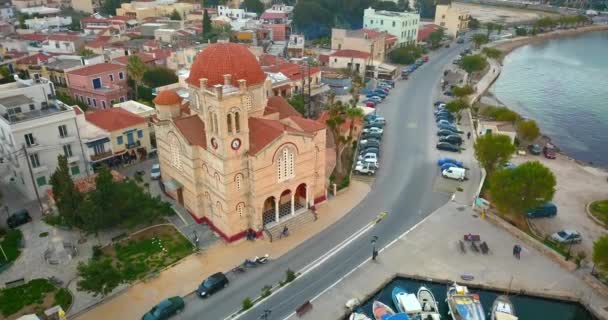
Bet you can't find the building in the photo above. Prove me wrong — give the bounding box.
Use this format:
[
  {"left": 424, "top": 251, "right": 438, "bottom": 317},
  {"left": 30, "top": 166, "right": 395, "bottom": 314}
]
[
  {"left": 328, "top": 49, "right": 398, "bottom": 80},
  {"left": 417, "top": 23, "right": 441, "bottom": 43},
  {"left": 363, "top": 7, "right": 419, "bottom": 47},
  {"left": 434, "top": 4, "right": 469, "bottom": 37},
  {"left": 66, "top": 63, "right": 128, "bottom": 110},
  {"left": 24, "top": 16, "right": 72, "bottom": 31},
  {"left": 41, "top": 34, "right": 85, "bottom": 54},
  {"left": 0, "top": 76, "right": 86, "bottom": 201},
  {"left": 116, "top": 1, "right": 194, "bottom": 22},
  {"left": 111, "top": 52, "right": 157, "bottom": 67},
  {"left": 259, "top": 4, "right": 292, "bottom": 24},
  {"left": 0, "top": 3, "right": 15, "bottom": 21},
  {"left": 287, "top": 34, "right": 304, "bottom": 58},
  {"left": 29, "top": 55, "right": 102, "bottom": 90},
  {"left": 85, "top": 107, "right": 151, "bottom": 163},
  {"left": 479, "top": 121, "right": 516, "bottom": 144},
  {"left": 264, "top": 62, "right": 326, "bottom": 98},
  {"left": 331, "top": 28, "right": 398, "bottom": 63},
  {"left": 71, "top": 0, "right": 102, "bottom": 14},
  {"left": 74, "top": 107, "right": 115, "bottom": 171},
  {"left": 80, "top": 16, "right": 135, "bottom": 35},
  {"left": 153, "top": 43, "right": 330, "bottom": 242}
]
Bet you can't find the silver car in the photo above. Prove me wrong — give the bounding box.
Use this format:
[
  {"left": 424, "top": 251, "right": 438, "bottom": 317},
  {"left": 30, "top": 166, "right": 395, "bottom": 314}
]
[
  {"left": 550, "top": 230, "right": 581, "bottom": 244},
  {"left": 150, "top": 164, "right": 161, "bottom": 180}
]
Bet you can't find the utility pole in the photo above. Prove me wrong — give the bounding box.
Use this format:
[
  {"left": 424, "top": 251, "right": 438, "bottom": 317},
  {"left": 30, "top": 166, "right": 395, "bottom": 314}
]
[
  {"left": 73, "top": 116, "right": 90, "bottom": 176},
  {"left": 306, "top": 60, "right": 312, "bottom": 118},
  {"left": 371, "top": 235, "right": 378, "bottom": 260},
  {"left": 22, "top": 145, "right": 44, "bottom": 213}
]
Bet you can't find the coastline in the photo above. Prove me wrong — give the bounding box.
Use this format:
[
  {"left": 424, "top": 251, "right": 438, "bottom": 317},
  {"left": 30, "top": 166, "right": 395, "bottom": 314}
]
[{"left": 478, "top": 24, "right": 608, "bottom": 170}]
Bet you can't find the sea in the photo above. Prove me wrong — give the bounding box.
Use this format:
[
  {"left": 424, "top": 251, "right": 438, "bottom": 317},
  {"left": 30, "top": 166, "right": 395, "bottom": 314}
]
[{"left": 490, "top": 31, "right": 608, "bottom": 167}]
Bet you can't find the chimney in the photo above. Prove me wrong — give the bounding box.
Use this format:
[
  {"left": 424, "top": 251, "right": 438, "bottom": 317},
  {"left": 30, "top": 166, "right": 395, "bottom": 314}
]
[
  {"left": 238, "top": 79, "right": 247, "bottom": 93},
  {"left": 223, "top": 74, "right": 232, "bottom": 86},
  {"left": 214, "top": 84, "right": 223, "bottom": 100}
]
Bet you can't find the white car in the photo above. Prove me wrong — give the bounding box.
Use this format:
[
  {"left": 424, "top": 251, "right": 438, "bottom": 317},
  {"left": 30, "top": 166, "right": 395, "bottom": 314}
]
[
  {"left": 362, "top": 127, "right": 384, "bottom": 134},
  {"left": 150, "top": 164, "right": 161, "bottom": 180},
  {"left": 354, "top": 162, "right": 377, "bottom": 175},
  {"left": 550, "top": 230, "right": 582, "bottom": 244},
  {"left": 442, "top": 167, "right": 466, "bottom": 181},
  {"left": 358, "top": 153, "right": 378, "bottom": 163}
]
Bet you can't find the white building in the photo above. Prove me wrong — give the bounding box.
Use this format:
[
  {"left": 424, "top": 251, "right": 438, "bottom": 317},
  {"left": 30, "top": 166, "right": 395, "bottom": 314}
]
[
  {"left": 24, "top": 16, "right": 72, "bottom": 31},
  {"left": 0, "top": 76, "right": 87, "bottom": 201},
  {"left": 74, "top": 107, "right": 114, "bottom": 173},
  {"left": 363, "top": 7, "right": 420, "bottom": 47},
  {"left": 0, "top": 5, "right": 15, "bottom": 21},
  {"left": 41, "top": 35, "right": 84, "bottom": 54}
]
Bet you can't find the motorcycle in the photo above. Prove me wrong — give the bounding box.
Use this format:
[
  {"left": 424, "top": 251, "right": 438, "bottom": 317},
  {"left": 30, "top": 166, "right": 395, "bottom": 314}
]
[
  {"left": 243, "top": 259, "right": 258, "bottom": 268},
  {"left": 254, "top": 254, "right": 269, "bottom": 264}
]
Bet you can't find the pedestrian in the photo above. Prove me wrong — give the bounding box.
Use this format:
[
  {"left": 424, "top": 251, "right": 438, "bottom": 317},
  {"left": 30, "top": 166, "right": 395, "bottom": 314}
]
[
  {"left": 512, "top": 245, "right": 518, "bottom": 258},
  {"left": 467, "top": 132, "right": 471, "bottom": 140},
  {"left": 514, "top": 245, "right": 521, "bottom": 259}
]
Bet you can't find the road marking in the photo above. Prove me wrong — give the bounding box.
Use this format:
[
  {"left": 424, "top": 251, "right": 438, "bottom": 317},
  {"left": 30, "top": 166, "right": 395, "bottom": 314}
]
[
  {"left": 281, "top": 207, "right": 442, "bottom": 320},
  {"left": 406, "top": 122, "right": 418, "bottom": 128},
  {"left": 172, "top": 206, "right": 189, "bottom": 226}
]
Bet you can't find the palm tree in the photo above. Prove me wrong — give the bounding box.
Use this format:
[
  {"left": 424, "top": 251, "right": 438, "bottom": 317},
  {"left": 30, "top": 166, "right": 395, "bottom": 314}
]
[
  {"left": 485, "top": 22, "right": 495, "bottom": 38},
  {"left": 127, "top": 55, "right": 147, "bottom": 100},
  {"left": 496, "top": 24, "right": 503, "bottom": 36},
  {"left": 345, "top": 107, "right": 364, "bottom": 141},
  {"left": 471, "top": 34, "right": 489, "bottom": 49},
  {"left": 325, "top": 101, "right": 348, "bottom": 176}
]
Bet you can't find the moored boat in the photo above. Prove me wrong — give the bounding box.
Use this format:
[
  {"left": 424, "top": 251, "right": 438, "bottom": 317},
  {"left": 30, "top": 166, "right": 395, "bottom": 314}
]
[
  {"left": 350, "top": 312, "right": 372, "bottom": 320},
  {"left": 392, "top": 287, "right": 419, "bottom": 319},
  {"left": 417, "top": 286, "right": 441, "bottom": 320},
  {"left": 446, "top": 283, "right": 485, "bottom": 320},
  {"left": 491, "top": 295, "right": 518, "bottom": 320},
  {"left": 391, "top": 287, "right": 409, "bottom": 314},
  {"left": 373, "top": 300, "right": 396, "bottom": 320}
]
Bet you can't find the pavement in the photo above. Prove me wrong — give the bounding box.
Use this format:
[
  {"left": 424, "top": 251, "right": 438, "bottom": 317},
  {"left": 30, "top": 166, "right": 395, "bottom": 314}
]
[{"left": 290, "top": 201, "right": 608, "bottom": 320}]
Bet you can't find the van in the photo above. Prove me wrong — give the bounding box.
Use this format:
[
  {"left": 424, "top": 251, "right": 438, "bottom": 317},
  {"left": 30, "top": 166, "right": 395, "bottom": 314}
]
[
  {"left": 442, "top": 167, "right": 466, "bottom": 181},
  {"left": 527, "top": 202, "right": 557, "bottom": 218}
]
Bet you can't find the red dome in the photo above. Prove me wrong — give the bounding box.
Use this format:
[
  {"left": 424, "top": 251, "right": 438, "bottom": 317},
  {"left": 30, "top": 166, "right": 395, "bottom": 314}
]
[
  {"left": 154, "top": 90, "right": 183, "bottom": 105},
  {"left": 186, "top": 43, "right": 266, "bottom": 88}
]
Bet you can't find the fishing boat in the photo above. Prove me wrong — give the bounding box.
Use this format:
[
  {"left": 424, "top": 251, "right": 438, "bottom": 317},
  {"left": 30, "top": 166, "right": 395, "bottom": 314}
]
[
  {"left": 491, "top": 295, "right": 518, "bottom": 320},
  {"left": 373, "top": 301, "right": 396, "bottom": 320},
  {"left": 446, "top": 283, "right": 486, "bottom": 320},
  {"left": 417, "top": 286, "right": 441, "bottom": 320},
  {"left": 350, "top": 312, "right": 372, "bottom": 320},
  {"left": 392, "top": 287, "right": 420, "bottom": 318}
]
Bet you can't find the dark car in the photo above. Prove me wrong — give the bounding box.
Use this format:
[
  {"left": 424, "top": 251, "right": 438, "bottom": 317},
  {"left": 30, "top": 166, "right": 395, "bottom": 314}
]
[
  {"left": 456, "top": 38, "right": 465, "bottom": 44},
  {"left": 359, "top": 147, "right": 379, "bottom": 156},
  {"left": 436, "top": 115, "right": 455, "bottom": 123},
  {"left": 439, "top": 135, "right": 463, "bottom": 146},
  {"left": 444, "top": 91, "right": 454, "bottom": 97},
  {"left": 436, "top": 142, "right": 460, "bottom": 152},
  {"left": 543, "top": 144, "right": 556, "bottom": 159},
  {"left": 197, "top": 272, "right": 229, "bottom": 298},
  {"left": 360, "top": 138, "right": 380, "bottom": 147},
  {"left": 142, "top": 297, "right": 185, "bottom": 320},
  {"left": 437, "top": 129, "right": 459, "bottom": 137},
  {"left": 364, "top": 121, "right": 385, "bottom": 129},
  {"left": 434, "top": 101, "right": 445, "bottom": 107},
  {"left": 362, "top": 132, "right": 383, "bottom": 141},
  {"left": 436, "top": 119, "right": 454, "bottom": 126},
  {"left": 437, "top": 123, "right": 458, "bottom": 132},
  {"left": 527, "top": 202, "right": 557, "bottom": 218},
  {"left": 7, "top": 209, "right": 32, "bottom": 229},
  {"left": 528, "top": 144, "right": 542, "bottom": 155}
]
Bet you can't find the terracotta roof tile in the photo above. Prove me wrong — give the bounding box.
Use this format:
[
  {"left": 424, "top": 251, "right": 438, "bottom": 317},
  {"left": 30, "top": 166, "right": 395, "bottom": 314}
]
[
  {"left": 259, "top": 54, "right": 287, "bottom": 67},
  {"left": 85, "top": 108, "right": 146, "bottom": 131},
  {"left": 330, "top": 50, "right": 370, "bottom": 59},
  {"left": 264, "top": 63, "right": 320, "bottom": 81},
  {"left": 285, "top": 116, "right": 325, "bottom": 132},
  {"left": 260, "top": 11, "right": 288, "bottom": 20},
  {"left": 68, "top": 63, "right": 125, "bottom": 77},
  {"left": 265, "top": 96, "right": 301, "bottom": 119},
  {"left": 248, "top": 117, "right": 291, "bottom": 155},
  {"left": 173, "top": 115, "right": 207, "bottom": 149},
  {"left": 154, "top": 90, "right": 182, "bottom": 105}
]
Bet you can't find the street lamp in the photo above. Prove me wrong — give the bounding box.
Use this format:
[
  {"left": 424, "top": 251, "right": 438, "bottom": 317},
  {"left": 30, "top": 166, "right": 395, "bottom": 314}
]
[{"left": 371, "top": 236, "right": 379, "bottom": 260}]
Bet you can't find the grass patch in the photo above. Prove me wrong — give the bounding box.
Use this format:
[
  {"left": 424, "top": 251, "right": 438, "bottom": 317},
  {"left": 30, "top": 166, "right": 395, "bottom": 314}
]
[
  {"left": 590, "top": 200, "right": 608, "bottom": 226},
  {"left": 0, "top": 229, "right": 22, "bottom": 263},
  {"left": 543, "top": 238, "right": 570, "bottom": 258},
  {"left": 0, "top": 278, "right": 71, "bottom": 317}
]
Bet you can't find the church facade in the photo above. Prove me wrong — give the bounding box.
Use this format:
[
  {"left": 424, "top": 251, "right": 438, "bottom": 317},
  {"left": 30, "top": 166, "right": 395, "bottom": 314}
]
[{"left": 153, "top": 43, "right": 330, "bottom": 242}]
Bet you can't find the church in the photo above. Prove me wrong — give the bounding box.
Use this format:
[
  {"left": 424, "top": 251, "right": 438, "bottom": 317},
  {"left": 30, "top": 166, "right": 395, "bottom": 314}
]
[{"left": 153, "top": 43, "right": 331, "bottom": 242}]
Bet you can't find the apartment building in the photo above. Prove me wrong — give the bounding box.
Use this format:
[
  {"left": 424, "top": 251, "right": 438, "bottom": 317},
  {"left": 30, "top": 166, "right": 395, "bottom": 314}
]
[
  {"left": 434, "top": 4, "right": 470, "bottom": 37},
  {"left": 363, "top": 7, "right": 420, "bottom": 47},
  {"left": 66, "top": 63, "right": 128, "bottom": 110}
]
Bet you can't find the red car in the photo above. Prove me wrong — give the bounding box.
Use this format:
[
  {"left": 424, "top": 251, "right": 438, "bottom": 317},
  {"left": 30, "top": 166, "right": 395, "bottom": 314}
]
[
  {"left": 365, "top": 101, "right": 376, "bottom": 108},
  {"left": 543, "top": 144, "right": 556, "bottom": 159},
  {"left": 422, "top": 55, "right": 429, "bottom": 62}
]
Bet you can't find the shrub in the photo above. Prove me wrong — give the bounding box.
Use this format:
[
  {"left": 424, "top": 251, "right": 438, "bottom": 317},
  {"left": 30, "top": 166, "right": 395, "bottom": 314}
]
[
  {"left": 242, "top": 297, "right": 253, "bottom": 310},
  {"left": 261, "top": 285, "right": 272, "bottom": 298},
  {"left": 92, "top": 245, "right": 103, "bottom": 260},
  {"left": 284, "top": 269, "right": 297, "bottom": 284},
  {"left": 54, "top": 288, "right": 72, "bottom": 310}
]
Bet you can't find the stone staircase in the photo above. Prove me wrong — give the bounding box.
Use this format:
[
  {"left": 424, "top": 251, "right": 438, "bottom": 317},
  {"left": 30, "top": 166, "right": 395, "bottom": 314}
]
[{"left": 265, "top": 210, "right": 317, "bottom": 242}]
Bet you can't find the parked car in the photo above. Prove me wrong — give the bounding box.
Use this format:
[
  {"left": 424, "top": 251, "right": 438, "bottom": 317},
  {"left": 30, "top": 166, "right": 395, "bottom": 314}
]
[
  {"left": 543, "top": 144, "right": 556, "bottom": 159},
  {"left": 372, "top": 91, "right": 387, "bottom": 98},
  {"left": 550, "top": 230, "right": 582, "bottom": 244},
  {"left": 379, "top": 80, "right": 395, "bottom": 88},
  {"left": 357, "top": 159, "right": 378, "bottom": 169},
  {"left": 362, "top": 127, "right": 383, "bottom": 135},
  {"left": 6, "top": 209, "right": 32, "bottom": 229},
  {"left": 444, "top": 90, "right": 454, "bottom": 97},
  {"left": 150, "top": 164, "right": 161, "bottom": 180},
  {"left": 142, "top": 297, "right": 185, "bottom": 320},
  {"left": 422, "top": 55, "right": 429, "bottom": 62},
  {"left": 434, "top": 101, "right": 445, "bottom": 107},
  {"left": 354, "top": 162, "right": 377, "bottom": 175},
  {"left": 453, "top": 58, "right": 461, "bottom": 65},
  {"left": 364, "top": 114, "right": 379, "bottom": 122},
  {"left": 528, "top": 144, "right": 542, "bottom": 155},
  {"left": 368, "top": 96, "right": 383, "bottom": 103},
  {"left": 364, "top": 120, "right": 386, "bottom": 128},
  {"left": 362, "top": 132, "right": 383, "bottom": 141},
  {"left": 503, "top": 162, "right": 517, "bottom": 170},
  {"left": 437, "top": 123, "right": 458, "bottom": 132},
  {"left": 437, "top": 157, "right": 464, "bottom": 168},
  {"left": 439, "top": 135, "right": 463, "bottom": 145},
  {"left": 360, "top": 139, "right": 380, "bottom": 148},
  {"left": 440, "top": 162, "right": 462, "bottom": 172},
  {"left": 359, "top": 153, "right": 378, "bottom": 163},
  {"left": 436, "top": 115, "right": 455, "bottom": 123},
  {"left": 365, "top": 117, "right": 386, "bottom": 126},
  {"left": 437, "top": 129, "right": 458, "bottom": 137},
  {"left": 526, "top": 202, "right": 557, "bottom": 218},
  {"left": 197, "top": 272, "right": 229, "bottom": 298},
  {"left": 436, "top": 119, "right": 454, "bottom": 126},
  {"left": 442, "top": 167, "right": 466, "bottom": 181},
  {"left": 456, "top": 38, "right": 465, "bottom": 44},
  {"left": 436, "top": 142, "right": 460, "bottom": 152},
  {"left": 359, "top": 147, "right": 379, "bottom": 156}
]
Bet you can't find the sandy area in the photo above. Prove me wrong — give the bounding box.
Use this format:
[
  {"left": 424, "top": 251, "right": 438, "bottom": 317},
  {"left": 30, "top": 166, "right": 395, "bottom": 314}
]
[{"left": 452, "top": 2, "right": 554, "bottom": 24}]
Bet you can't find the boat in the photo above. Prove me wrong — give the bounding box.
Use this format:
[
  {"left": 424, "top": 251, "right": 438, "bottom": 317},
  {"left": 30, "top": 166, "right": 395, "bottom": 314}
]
[
  {"left": 373, "top": 300, "right": 396, "bottom": 320},
  {"left": 391, "top": 287, "right": 419, "bottom": 318},
  {"left": 417, "top": 286, "right": 441, "bottom": 320},
  {"left": 446, "top": 283, "right": 486, "bottom": 320},
  {"left": 491, "top": 295, "right": 518, "bottom": 320},
  {"left": 387, "top": 314, "right": 411, "bottom": 320},
  {"left": 350, "top": 312, "right": 372, "bottom": 320}
]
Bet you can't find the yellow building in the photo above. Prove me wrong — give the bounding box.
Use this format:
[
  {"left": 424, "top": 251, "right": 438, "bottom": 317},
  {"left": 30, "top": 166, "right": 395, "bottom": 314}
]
[
  {"left": 85, "top": 108, "right": 152, "bottom": 161},
  {"left": 434, "top": 4, "right": 470, "bottom": 37},
  {"left": 116, "top": 1, "right": 194, "bottom": 22},
  {"left": 71, "top": 0, "right": 102, "bottom": 14},
  {"left": 154, "top": 43, "right": 330, "bottom": 242}
]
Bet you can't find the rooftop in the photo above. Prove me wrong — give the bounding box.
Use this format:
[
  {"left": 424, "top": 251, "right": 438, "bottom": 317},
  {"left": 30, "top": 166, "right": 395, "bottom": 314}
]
[
  {"left": 85, "top": 108, "right": 146, "bottom": 131},
  {"left": 0, "top": 100, "right": 70, "bottom": 124},
  {"left": 0, "top": 94, "right": 33, "bottom": 106},
  {"left": 366, "top": 8, "right": 419, "bottom": 18},
  {"left": 45, "top": 58, "right": 83, "bottom": 71},
  {"left": 330, "top": 49, "right": 370, "bottom": 59},
  {"left": 67, "top": 63, "right": 124, "bottom": 77}
]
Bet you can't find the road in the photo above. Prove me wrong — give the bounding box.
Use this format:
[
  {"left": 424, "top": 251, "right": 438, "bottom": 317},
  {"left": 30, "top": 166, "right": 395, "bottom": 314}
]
[{"left": 177, "top": 43, "right": 469, "bottom": 320}]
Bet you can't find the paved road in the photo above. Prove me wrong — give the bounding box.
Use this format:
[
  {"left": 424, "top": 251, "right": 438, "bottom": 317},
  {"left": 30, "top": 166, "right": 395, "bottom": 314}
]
[{"left": 177, "top": 43, "right": 469, "bottom": 320}]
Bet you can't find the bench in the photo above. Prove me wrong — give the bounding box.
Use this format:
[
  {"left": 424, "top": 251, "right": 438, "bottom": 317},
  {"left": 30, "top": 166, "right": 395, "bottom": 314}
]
[
  {"left": 464, "top": 234, "right": 480, "bottom": 242},
  {"left": 5, "top": 278, "right": 25, "bottom": 288},
  {"left": 296, "top": 301, "right": 313, "bottom": 317}
]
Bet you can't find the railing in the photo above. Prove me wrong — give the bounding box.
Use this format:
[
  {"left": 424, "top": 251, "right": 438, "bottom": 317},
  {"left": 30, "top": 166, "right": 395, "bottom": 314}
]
[
  {"left": 126, "top": 141, "right": 141, "bottom": 149},
  {"left": 90, "top": 150, "right": 113, "bottom": 161}
]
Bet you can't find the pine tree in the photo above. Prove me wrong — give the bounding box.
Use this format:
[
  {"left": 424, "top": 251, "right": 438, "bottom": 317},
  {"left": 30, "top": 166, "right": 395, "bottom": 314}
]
[
  {"left": 50, "top": 155, "right": 83, "bottom": 226},
  {"left": 203, "top": 9, "right": 212, "bottom": 36}
]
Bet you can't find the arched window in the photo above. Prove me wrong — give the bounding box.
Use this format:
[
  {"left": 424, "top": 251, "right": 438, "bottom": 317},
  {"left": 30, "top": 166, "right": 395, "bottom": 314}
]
[
  {"left": 169, "top": 134, "right": 181, "bottom": 169},
  {"left": 227, "top": 113, "right": 233, "bottom": 134},
  {"left": 234, "top": 112, "right": 240, "bottom": 133},
  {"left": 277, "top": 147, "right": 295, "bottom": 182},
  {"left": 236, "top": 203, "right": 244, "bottom": 217},
  {"left": 235, "top": 174, "right": 242, "bottom": 190},
  {"left": 208, "top": 111, "right": 214, "bottom": 132}
]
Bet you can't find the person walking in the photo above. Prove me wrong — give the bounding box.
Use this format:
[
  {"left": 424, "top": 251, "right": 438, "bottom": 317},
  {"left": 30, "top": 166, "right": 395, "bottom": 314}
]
[{"left": 467, "top": 132, "right": 471, "bottom": 140}]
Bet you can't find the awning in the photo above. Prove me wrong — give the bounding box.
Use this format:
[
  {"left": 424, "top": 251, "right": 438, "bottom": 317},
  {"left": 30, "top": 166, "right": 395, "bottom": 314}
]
[{"left": 163, "top": 179, "right": 183, "bottom": 192}]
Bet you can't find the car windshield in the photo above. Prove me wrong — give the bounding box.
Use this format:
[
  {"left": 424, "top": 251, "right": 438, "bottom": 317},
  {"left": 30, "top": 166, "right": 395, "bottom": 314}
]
[
  {"left": 557, "top": 231, "right": 568, "bottom": 238},
  {"left": 203, "top": 277, "right": 217, "bottom": 288},
  {"left": 151, "top": 167, "right": 160, "bottom": 173}
]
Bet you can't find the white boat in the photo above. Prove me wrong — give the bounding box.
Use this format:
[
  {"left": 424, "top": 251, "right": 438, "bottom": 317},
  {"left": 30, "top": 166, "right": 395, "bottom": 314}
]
[
  {"left": 491, "top": 295, "right": 518, "bottom": 320},
  {"left": 417, "top": 286, "right": 441, "bottom": 320},
  {"left": 393, "top": 287, "right": 422, "bottom": 318},
  {"left": 350, "top": 312, "right": 372, "bottom": 320},
  {"left": 446, "top": 283, "right": 486, "bottom": 320}
]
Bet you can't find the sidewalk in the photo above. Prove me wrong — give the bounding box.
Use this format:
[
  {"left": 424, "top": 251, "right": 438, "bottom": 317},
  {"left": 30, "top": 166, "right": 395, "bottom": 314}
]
[
  {"left": 292, "top": 201, "right": 608, "bottom": 320},
  {"left": 73, "top": 180, "right": 371, "bottom": 320}
]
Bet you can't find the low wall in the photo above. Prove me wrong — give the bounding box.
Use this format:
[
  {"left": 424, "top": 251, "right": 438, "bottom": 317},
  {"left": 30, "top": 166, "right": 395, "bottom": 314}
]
[{"left": 586, "top": 201, "right": 608, "bottom": 229}]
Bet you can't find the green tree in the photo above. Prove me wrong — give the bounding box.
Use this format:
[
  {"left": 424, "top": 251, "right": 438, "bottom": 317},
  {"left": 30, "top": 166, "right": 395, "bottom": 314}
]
[
  {"left": 388, "top": 45, "right": 423, "bottom": 65},
  {"left": 460, "top": 54, "right": 487, "bottom": 81},
  {"left": 474, "top": 133, "right": 516, "bottom": 175},
  {"left": 169, "top": 9, "right": 181, "bottom": 20},
  {"left": 489, "top": 161, "right": 556, "bottom": 215},
  {"left": 593, "top": 235, "right": 608, "bottom": 273},
  {"left": 50, "top": 155, "right": 83, "bottom": 226},
  {"left": 89, "top": 166, "right": 119, "bottom": 228},
  {"left": 415, "top": 0, "right": 436, "bottom": 19},
  {"left": 482, "top": 47, "right": 502, "bottom": 59},
  {"left": 496, "top": 24, "right": 503, "bottom": 35},
  {"left": 397, "top": 0, "right": 409, "bottom": 10},
  {"left": 515, "top": 27, "right": 527, "bottom": 36},
  {"left": 77, "top": 258, "right": 124, "bottom": 297},
  {"left": 18, "top": 14, "right": 27, "bottom": 29},
  {"left": 428, "top": 28, "right": 445, "bottom": 48},
  {"left": 127, "top": 55, "right": 147, "bottom": 100},
  {"left": 205, "top": 0, "right": 227, "bottom": 6},
  {"left": 101, "top": 0, "right": 124, "bottom": 15},
  {"left": 0, "top": 67, "right": 14, "bottom": 84},
  {"left": 202, "top": 9, "right": 212, "bottom": 36},
  {"left": 346, "top": 107, "right": 364, "bottom": 141},
  {"left": 288, "top": 94, "right": 306, "bottom": 115},
  {"left": 78, "top": 48, "right": 95, "bottom": 57},
  {"left": 485, "top": 22, "right": 496, "bottom": 37},
  {"left": 374, "top": 1, "right": 399, "bottom": 11},
  {"left": 468, "top": 17, "right": 481, "bottom": 30},
  {"left": 516, "top": 119, "right": 540, "bottom": 141},
  {"left": 143, "top": 67, "right": 179, "bottom": 88},
  {"left": 452, "top": 85, "right": 474, "bottom": 98},
  {"left": 471, "top": 34, "right": 489, "bottom": 49},
  {"left": 79, "top": 197, "right": 101, "bottom": 236},
  {"left": 57, "top": 91, "right": 88, "bottom": 111},
  {"left": 325, "top": 100, "right": 348, "bottom": 176},
  {"left": 446, "top": 98, "right": 470, "bottom": 113},
  {"left": 242, "top": 0, "right": 265, "bottom": 14}
]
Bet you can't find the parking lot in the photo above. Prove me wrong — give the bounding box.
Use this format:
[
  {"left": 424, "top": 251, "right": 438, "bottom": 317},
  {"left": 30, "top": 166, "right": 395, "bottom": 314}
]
[{"left": 511, "top": 153, "right": 608, "bottom": 256}]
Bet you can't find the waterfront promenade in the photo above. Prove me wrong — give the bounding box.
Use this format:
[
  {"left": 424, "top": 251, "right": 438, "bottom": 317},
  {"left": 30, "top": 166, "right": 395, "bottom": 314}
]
[{"left": 291, "top": 201, "right": 608, "bottom": 320}]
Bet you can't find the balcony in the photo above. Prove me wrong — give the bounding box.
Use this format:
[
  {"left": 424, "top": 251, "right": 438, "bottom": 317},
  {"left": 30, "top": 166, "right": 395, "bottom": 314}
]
[
  {"left": 126, "top": 140, "right": 141, "bottom": 149},
  {"left": 90, "top": 150, "right": 113, "bottom": 162},
  {"left": 32, "top": 165, "right": 48, "bottom": 175}
]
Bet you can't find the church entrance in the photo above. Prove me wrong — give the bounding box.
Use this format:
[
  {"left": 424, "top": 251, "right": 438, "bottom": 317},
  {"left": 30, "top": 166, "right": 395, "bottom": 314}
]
[
  {"left": 278, "top": 190, "right": 292, "bottom": 219},
  {"left": 295, "top": 183, "right": 307, "bottom": 212},
  {"left": 262, "top": 196, "right": 276, "bottom": 226}
]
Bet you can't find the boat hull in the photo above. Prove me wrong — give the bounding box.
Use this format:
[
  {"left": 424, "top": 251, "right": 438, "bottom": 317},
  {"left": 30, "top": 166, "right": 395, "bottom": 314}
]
[{"left": 373, "top": 300, "right": 396, "bottom": 320}]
